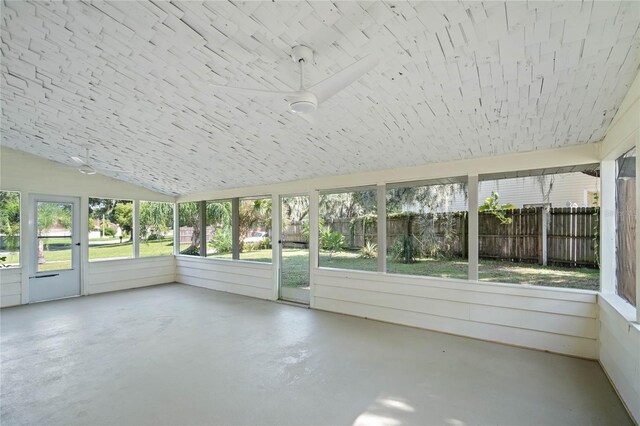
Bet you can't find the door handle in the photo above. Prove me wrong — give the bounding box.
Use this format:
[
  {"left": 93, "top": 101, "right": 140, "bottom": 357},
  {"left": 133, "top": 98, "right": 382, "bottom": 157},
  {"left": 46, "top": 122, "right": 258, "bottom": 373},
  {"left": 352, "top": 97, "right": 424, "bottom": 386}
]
[
  {"left": 29, "top": 274, "right": 60, "bottom": 279},
  {"left": 75, "top": 242, "right": 81, "bottom": 246}
]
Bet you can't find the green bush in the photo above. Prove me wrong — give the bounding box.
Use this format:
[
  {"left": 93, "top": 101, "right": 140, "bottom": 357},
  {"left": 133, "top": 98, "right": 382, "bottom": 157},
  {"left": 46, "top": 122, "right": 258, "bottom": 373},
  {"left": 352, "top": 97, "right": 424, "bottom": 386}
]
[
  {"left": 259, "top": 237, "right": 271, "bottom": 250},
  {"left": 210, "top": 225, "right": 232, "bottom": 254},
  {"left": 180, "top": 245, "right": 199, "bottom": 255},
  {"left": 359, "top": 241, "right": 377, "bottom": 259},
  {"left": 390, "top": 234, "right": 422, "bottom": 264},
  {"left": 103, "top": 227, "right": 116, "bottom": 237},
  {"left": 320, "top": 226, "right": 344, "bottom": 259}
]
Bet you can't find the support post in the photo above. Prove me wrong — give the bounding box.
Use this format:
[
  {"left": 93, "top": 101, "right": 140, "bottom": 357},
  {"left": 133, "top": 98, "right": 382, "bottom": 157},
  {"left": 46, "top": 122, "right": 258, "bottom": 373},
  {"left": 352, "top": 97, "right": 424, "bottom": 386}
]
[
  {"left": 468, "top": 175, "right": 479, "bottom": 281},
  {"left": 199, "top": 200, "right": 207, "bottom": 257},
  {"left": 133, "top": 199, "right": 140, "bottom": 258},
  {"left": 271, "top": 194, "right": 281, "bottom": 300},
  {"left": 600, "top": 160, "right": 616, "bottom": 294},
  {"left": 173, "top": 202, "right": 179, "bottom": 256},
  {"left": 636, "top": 147, "right": 640, "bottom": 322},
  {"left": 232, "top": 198, "right": 239, "bottom": 260},
  {"left": 377, "top": 184, "right": 386, "bottom": 273},
  {"left": 309, "top": 191, "right": 319, "bottom": 307}
]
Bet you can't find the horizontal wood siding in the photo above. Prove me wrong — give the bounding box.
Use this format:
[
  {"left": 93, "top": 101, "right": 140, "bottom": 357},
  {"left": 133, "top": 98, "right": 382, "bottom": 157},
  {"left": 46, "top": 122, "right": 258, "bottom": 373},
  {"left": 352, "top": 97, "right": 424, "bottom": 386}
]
[
  {"left": 175, "top": 256, "right": 273, "bottom": 300},
  {"left": 0, "top": 268, "right": 22, "bottom": 307},
  {"left": 313, "top": 268, "right": 598, "bottom": 358},
  {"left": 598, "top": 297, "right": 640, "bottom": 423},
  {"left": 87, "top": 256, "right": 175, "bottom": 294}
]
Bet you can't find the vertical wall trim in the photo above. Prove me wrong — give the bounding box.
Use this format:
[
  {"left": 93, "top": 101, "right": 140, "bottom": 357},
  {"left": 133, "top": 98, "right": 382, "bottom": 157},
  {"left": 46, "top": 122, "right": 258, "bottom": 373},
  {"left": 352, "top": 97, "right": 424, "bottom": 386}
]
[
  {"left": 173, "top": 202, "right": 179, "bottom": 256},
  {"left": 468, "top": 175, "right": 479, "bottom": 281},
  {"left": 600, "top": 160, "right": 616, "bottom": 294},
  {"left": 377, "top": 184, "right": 387, "bottom": 273},
  {"left": 199, "top": 200, "right": 207, "bottom": 257},
  {"left": 232, "top": 198, "right": 240, "bottom": 260},
  {"left": 133, "top": 199, "right": 140, "bottom": 258},
  {"left": 20, "top": 191, "right": 30, "bottom": 304},
  {"left": 271, "top": 194, "right": 281, "bottom": 300},
  {"left": 309, "top": 190, "right": 319, "bottom": 307},
  {"left": 80, "top": 196, "right": 89, "bottom": 295}
]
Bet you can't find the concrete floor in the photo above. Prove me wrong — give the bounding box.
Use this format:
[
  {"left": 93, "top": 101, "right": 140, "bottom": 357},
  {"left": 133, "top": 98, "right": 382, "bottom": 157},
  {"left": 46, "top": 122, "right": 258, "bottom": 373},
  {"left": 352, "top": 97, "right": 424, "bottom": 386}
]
[{"left": 0, "top": 284, "right": 632, "bottom": 426}]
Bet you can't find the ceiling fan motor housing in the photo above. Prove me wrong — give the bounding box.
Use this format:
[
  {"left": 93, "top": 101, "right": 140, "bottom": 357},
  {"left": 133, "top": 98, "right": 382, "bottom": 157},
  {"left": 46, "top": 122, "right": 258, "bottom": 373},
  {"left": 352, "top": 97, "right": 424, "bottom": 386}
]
[{"left": 289, "top": 91, "right": 318, "bottom": 114}]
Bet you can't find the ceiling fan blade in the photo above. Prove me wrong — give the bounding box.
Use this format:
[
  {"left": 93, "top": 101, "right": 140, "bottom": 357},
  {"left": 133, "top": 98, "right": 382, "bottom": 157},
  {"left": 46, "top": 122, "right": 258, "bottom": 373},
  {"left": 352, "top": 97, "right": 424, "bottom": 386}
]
[
  {"left": 71, "top": 156, "right": 86, "bottom": 165},
  {"left": 99, "top": 168, "right": 132, "bottom": 173},
  {"left": 211, "top": 84, "right": 292, "bottom": 99},
  {"left": 308, "top": 55, "right": 379, "bottom": 104}
]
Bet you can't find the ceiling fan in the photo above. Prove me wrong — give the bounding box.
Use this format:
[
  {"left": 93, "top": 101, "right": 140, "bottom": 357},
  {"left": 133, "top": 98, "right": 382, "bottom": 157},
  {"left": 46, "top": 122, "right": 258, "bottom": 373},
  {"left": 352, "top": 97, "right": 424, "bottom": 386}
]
[
  {"left": 212, "top": 46, "right": 379, "bottom": 115},
  {"left": 70, "top": 147, "right": 131, "bottom": 175}
]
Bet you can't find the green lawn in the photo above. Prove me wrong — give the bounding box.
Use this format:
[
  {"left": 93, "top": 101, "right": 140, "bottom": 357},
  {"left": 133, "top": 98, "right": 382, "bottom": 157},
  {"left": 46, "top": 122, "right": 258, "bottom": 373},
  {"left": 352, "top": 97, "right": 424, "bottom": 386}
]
[{"left": 3, "top": 243, "right": 599, "bottom": 291}]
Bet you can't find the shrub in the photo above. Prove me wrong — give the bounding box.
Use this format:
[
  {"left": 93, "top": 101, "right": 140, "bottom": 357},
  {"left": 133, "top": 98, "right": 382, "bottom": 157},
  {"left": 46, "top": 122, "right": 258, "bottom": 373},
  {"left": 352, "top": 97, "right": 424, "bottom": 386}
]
[
  {"left": 210, "top": 225, "right": 232, "bottom": 254},
  {"left": 359, "top": 241, "right": 377, "bottom": 259},
  {"left": 259, "top": 237, "right": 271, "bottom": 250},
  {"left": 243, "top": 242, "right": 259, "bottom": 252},
  {"left": 180, "top": 245, "right": 199, "bottom": 255},
  {"left": 320, "top": 226, "right": 344, "bottom": 259},
  {"left": 390, "top": 234, "right": 422, "bottom": 264},
  {"left": 103, "top": 227, "right": 116, "bottom": 237}
]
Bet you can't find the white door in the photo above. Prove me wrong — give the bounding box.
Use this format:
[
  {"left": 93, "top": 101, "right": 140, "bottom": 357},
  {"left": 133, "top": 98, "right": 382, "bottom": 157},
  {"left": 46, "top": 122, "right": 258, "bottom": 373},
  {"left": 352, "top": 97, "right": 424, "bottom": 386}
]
[{"left": 29, "top": 195, "right": 81, "bottom": 302}]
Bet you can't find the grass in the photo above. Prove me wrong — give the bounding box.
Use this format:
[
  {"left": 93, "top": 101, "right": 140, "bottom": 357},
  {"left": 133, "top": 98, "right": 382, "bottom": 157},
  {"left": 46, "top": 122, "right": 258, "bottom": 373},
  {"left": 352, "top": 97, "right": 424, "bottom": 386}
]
[{"left": 3, "top": 243, "right": 599, "bottom": 291}]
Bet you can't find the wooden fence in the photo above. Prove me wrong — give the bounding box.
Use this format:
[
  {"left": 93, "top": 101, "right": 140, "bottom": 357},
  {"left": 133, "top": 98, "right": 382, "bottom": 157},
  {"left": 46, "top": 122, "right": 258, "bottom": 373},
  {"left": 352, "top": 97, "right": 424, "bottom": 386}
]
[{"left": 319, "top": 207, "right": 599, "bottom": 268}]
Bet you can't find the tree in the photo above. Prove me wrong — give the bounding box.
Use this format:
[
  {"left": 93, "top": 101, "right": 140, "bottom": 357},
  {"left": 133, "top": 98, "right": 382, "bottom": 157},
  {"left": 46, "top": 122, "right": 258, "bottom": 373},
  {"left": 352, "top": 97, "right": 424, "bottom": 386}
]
[
  {"left": 179, "top": 201, "right": 232, "bottom": 253},
  {"left": 113, "top": 203, "right": 133, "bottom": 241},
  {"left": 478, "top": 192, "right": 517, "bottom": 224},
  {"left": 0, "top": 192, "right": 20, "bottom": 250},
  {"left": 238, "top": 199, "right": 271, "bottom": 252},
  {"left": 140, "top": 202, "right": 174, "bottom": 239}
]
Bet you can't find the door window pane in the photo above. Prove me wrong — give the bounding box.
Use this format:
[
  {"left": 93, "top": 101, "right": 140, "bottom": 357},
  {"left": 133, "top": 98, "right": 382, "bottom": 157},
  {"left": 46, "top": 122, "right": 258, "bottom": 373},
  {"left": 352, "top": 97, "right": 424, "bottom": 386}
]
[
  {"left": 0, "top": 191, "right": 20, "bottom": 267},
  {"left": 88, "top": 198, "right": 133, "bottom": 261},
  {"left": 239, "top": 197, "right": 272, "bottom": 263},
  {"left": 281, "top": 195, "right": 309, "bottom": 289},
  {"left": 206, "top": 200, "right": 232, "bottom": 259},
  {"left": 319, "top": 188, "right": 377, "bottom": 271},
  {"left": 140, "top": 201, "right": 174, "bottom": 257},
  {"left": 37, "top": 202, "right": 72, "bottom": 271},
  {"left": 386, "top": 179, "right": 468, "bottom": 279}
]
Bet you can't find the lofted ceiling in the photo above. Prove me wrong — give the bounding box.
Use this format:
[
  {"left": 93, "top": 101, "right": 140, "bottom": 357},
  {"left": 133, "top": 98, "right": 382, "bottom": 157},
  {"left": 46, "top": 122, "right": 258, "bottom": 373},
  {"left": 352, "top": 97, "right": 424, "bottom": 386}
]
[{"left": 1, "top": 1, "right": 640, "bottom": 196}]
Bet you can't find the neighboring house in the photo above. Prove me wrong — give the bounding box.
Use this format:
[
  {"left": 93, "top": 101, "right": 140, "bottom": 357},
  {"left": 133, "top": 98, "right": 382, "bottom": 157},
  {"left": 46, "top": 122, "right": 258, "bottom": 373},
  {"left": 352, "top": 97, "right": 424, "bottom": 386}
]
[{"left": 405, "top": 172, "right": 600, "bottom": 213}]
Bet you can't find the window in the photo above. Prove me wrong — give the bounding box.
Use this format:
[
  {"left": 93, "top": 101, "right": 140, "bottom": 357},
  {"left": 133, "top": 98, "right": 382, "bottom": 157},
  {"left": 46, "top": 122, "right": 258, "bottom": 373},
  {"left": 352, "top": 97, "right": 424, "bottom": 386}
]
[
  {"left": 88, "top": 198, "right": 133, "bottom": 261},
  {"left": 319, "top": 188, "right": 377, "bottom": 271},
  {"left": 239, "top": 197, "right": 272, "bottom": 263},
  {"left": 616, "top": 148, "right": 636, "bottom": 306},
  {"left": 386, "top": 178, "right": 468, "bottom": 279},
  {"left": 477, "top": 165, "right": 600, "bottom": 290},
  {"left": 206, "top": 200, "right": 232, "bottom": 259},
  {"left": 178, "top": 202, "right": 201, "bottom": 256},
  {"left": 139, "top": 201, "right": 174, "bottom": 257},
  {"left": 0, "top": 191, "right": 20, "bottom": 267}
]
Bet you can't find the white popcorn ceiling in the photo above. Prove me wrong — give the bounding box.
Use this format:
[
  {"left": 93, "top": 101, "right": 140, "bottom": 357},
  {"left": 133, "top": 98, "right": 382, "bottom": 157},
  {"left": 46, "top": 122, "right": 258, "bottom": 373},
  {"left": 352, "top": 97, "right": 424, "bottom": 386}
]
[{"left": 1, "top": 1, "right": 640, "bottom": 196}]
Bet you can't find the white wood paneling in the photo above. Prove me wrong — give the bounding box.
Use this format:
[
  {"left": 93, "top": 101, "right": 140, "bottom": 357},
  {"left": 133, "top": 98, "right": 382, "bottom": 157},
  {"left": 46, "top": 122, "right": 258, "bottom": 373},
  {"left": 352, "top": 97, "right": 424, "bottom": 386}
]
[
  {"left": 0, "top": 268, "right": 22, "bottom": 308},
  {"left": 313, "top": 268, "right": 598, "bottom": 358},
  {"left": 599, "top": 295, "right": 640, "bottom": 423},
  {"left": 176, "top": 256, "right": 273, "bottom": 300},
  {"left": 2, "top": 2, "right": 639, "bottom": 195},
  {"left": 87, "top": 256, "right": 175, "bottom": 295}
]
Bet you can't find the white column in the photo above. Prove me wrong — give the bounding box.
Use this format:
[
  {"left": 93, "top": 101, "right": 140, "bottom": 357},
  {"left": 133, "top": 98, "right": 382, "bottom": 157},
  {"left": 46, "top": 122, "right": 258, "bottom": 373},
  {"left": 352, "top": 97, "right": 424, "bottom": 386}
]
[
  {"left": 600, "top": 160, "right": 616, "bottom": 294},
  {"left": 133, "top": 199, "right": 140, "bottom": 258},
  {"left": 20, "top": 192, "right": 30, "bottom": 304},
  {"left": 199, "top": 200, "right": 207, "bottom": 257},
  {"left": 309, "top": 190, "right": 319, "bottom": 307},
  {"left": 231, "top": 198, "right": 239, "bottom": 260},
  {"left": 377, "top": 184, "right": 386, "bottom": 273},
  {"left": 468, "top": 175, "right": 479, "bottom": 281},
  {"left": 271, "top": 193, "right": 280, "bottom": 300},
  {"left": 80, "top": 196, "right": 90, "bottom": 295},
  {"left": 173, "top": 202, "right": 179, "bottom": 256}
]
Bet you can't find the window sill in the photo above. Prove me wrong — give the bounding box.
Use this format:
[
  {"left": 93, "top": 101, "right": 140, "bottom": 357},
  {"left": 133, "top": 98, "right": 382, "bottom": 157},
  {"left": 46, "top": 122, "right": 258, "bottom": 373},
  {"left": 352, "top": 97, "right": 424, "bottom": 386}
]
[{"left": 599, "top": 292, "right": 638, "bottom": 328}]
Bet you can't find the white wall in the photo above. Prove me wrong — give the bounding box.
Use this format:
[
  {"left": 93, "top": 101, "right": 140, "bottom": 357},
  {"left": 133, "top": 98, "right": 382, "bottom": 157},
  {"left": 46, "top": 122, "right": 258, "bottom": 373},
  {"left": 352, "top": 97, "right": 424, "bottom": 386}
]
[
  {"left": 0, "top": 147, "right": 175, "bottom": 307},
  {"left": 597, "top": 70, "right": 640, "bottom": 424},
  {"left": 176, "top": 256, "right": 273, "bottom": 300},
  {"left": 314, "top": 269, "right": 598, "bottom": 358}
]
